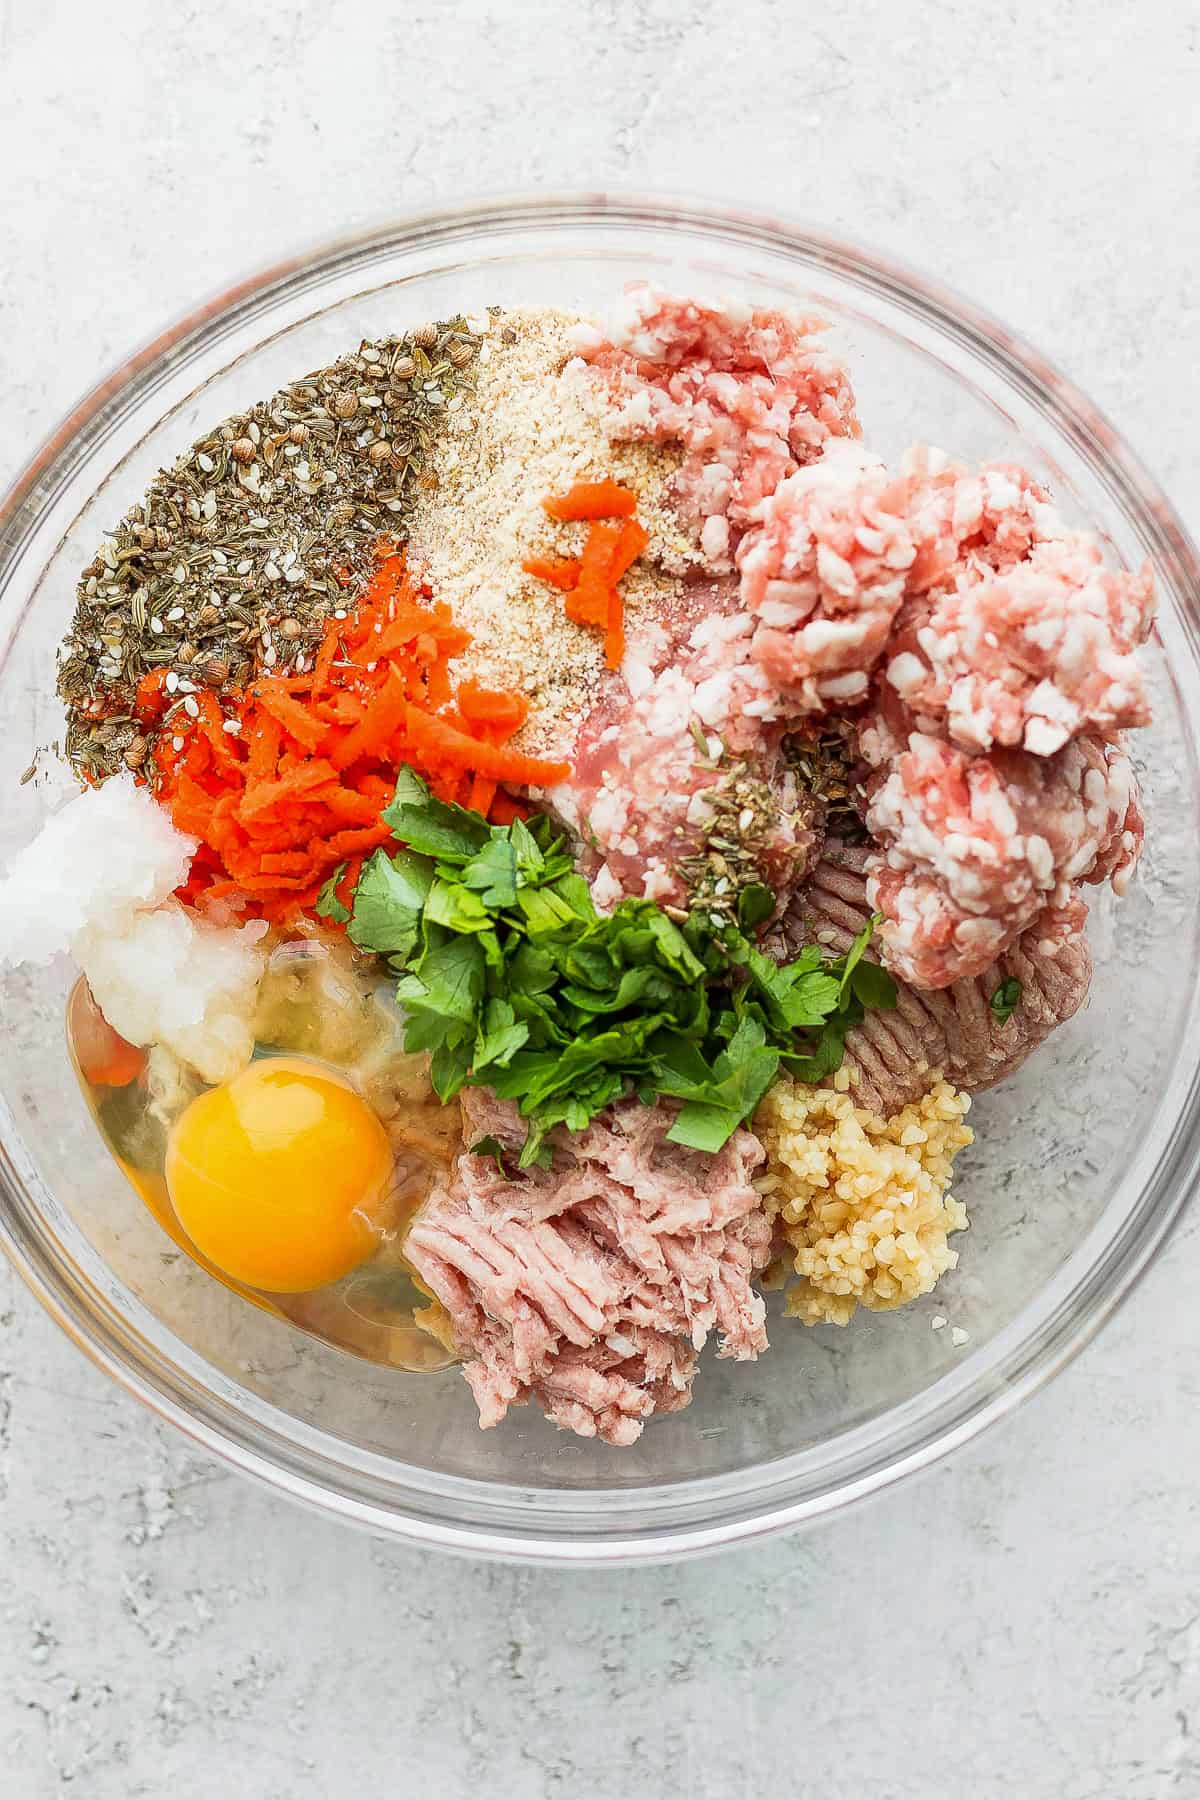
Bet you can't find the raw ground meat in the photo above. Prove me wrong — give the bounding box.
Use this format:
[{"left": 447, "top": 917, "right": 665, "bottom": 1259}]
[
  {"left": 736, "top": 440, "right": 917, "bottom": 713},
  {"left": 577, "top": 284, "right": 860, "bottom": 567},
  {"left": 780, "top": 844, "right": 1093, "bottom": 1114},
  {"left": 737, "top": 440, "right": 1153, "bottom": 746},
  {"left": 547, "top": 577, "right": 822, "bottom": 916},
  {"left": 405, "top": 1089, "right": 772, "bottom": 1445},
  {"left": 885, "top": 533, "right": 1154, "bottom": 756},
  {"left": 859, "top": 700, "right": 1141, "bottom": 989},
  {"left": 572, "top": 308, "right": 1153, "bottom": 988},
  {"left": 898, "top": 447, "right": 1062, "bottom": 594}
]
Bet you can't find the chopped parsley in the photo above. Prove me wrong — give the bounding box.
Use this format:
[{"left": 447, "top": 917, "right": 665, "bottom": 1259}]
[
  {"left": 348, "top": 768, "right": 898, "bottom": 1167},
  {"left": 989, "top": 976, "right": 1022, "bottom": 1025},
  {"left": 314, "top": 860, "right": 352, "bottom": 925}
]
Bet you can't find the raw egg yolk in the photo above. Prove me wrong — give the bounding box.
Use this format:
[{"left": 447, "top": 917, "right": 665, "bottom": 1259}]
[{"left": 165, "top": 1057, "right": 394, "bottom": 1294}]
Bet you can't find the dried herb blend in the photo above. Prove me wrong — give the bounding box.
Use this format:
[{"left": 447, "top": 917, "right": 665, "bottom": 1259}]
[{"left": 60, "top": 318, "right": 484, "bottom": 781}]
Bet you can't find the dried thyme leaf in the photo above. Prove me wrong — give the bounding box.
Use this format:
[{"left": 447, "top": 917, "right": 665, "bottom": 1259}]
[{"left": 785, "top": 723, "right": 868, "bottom": 845}]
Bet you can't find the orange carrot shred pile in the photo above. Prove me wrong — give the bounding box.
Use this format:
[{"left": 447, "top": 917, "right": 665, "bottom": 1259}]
[
  {"left": 148, "top": 547, "right": 570, "bottom": 923},
  {"left": 524, "top": 482, "right": 646, "bottom": 671}
]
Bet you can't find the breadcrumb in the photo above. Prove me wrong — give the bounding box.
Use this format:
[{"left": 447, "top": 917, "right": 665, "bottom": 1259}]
[
  {"left": 406, "top": 307, "right": 697, "bottom": 760},
  {"left": 754, "top": 1076, "right": 973, "bottom": 1325}
]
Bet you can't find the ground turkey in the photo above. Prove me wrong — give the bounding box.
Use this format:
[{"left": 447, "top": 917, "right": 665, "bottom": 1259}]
[{"left": 405, "top": 1088, "right": 771, "bottom": 1445}]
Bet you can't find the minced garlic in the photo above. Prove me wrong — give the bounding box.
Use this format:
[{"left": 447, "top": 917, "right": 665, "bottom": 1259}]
[{"left": 754, "top": 1076, "right": 973, "bottom": 1325}]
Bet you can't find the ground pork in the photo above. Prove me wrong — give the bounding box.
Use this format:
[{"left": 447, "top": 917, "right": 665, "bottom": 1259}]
[
  {"left": 898, "top": 446, "right": 1063, "bottom": 593},
  {"left": 736, "top": 440, "right": 917, "bottom": 713},
  {"left": 577, "top": 283, "right": 860, "bottom": 566},
  {"left": 884, "top": 534, "right": 1155, "bottom": 755},
  {"left": 780, "top": 844, "right": 1093, "bottom": 1114},
  {"left": 858, "top": 696, "right": 1141, "bottom": 988},
  {"left": 547, "top": 577, "right": 822, "bottom": 916},
  {"left": 405, "top": 1089, "right": 771, "bottom": 1445}
]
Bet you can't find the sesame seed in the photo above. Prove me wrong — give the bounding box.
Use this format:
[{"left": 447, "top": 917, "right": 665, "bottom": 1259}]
[
  {"left": 951, "top": 1327, "right": 970, "bottom": 1347},
  {"left": 171, "top": 735, "right": 184, "bottom": 752},
  {"left": 930, "top": 1314, "right": 947, "bottom": 1331},
  {"left": 183, "top": 695, "right": 200, "bottom": 718},
  {"left": 165, "top": 671, "right": 179, "bottom": 693}
]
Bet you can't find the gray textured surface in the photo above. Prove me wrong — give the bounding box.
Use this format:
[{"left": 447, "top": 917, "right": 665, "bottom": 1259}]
[{"left": 2, "top": 3, "right": 1199, "bottom": 1796}]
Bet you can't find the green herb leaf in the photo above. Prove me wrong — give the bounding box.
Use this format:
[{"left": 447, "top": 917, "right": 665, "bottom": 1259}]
[
  {"left": 314, "top": 861, "right": 351, "bottom": 925},
  {"left": 837, "top": 916, "right": 876, "bottom": 1001},
  {"left": 424, "top": 875, "right": 495, "bottom": 935},
  {"left": 515, "top": 885, "right": 587, "bottom": 936},
  {"left": 396, "top": 935, "right": 486, "bottom": 1024},
  {"left": 347, "top": 848, "right": 433, "bottom": 957},
  {"left": 474, "top": 999, "right": 531, "bottom": 1072},
  {"left": 736, "top": 882, "right": 775, "bottom": 930},
  {"left": 469, "top": 1135, "right": 515, "bottom": 1177},
  {"left": 461, "top": 835, "right": 519, "bottom": 908},
  {"left": 781, "top": 1023, "right": 850, "bottom": 1085},
  {"left": 381, "top": 767, "right": 490, "bottom": 861},
  {"left": 990, "top": 976, "right": 1021, "bottom": 1024},
  {"left": 430, "top": 1036, "right": 474, "bottom": 1102},
  {"left": 850, "top": 958, "right": 898, "bottom": 1011},
  {"left": 662, "top": 1017, "right": 781, "bottom": 1151}
]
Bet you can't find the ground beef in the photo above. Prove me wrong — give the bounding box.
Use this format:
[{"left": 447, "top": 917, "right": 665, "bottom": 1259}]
[
  {"left": 780, "top": 844, "right": 1093, "bottom": 1114},
  {"left": 405, "top": 1089, "right": 771, "bottom": 1445},
  {"left": 578, "top": 283, "right": 860, "bottom": 566}
]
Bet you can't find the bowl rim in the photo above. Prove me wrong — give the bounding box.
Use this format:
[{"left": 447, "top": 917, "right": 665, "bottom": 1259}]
[{"left": 3, "top": 189, "right": 1199, "bottom": 1565}]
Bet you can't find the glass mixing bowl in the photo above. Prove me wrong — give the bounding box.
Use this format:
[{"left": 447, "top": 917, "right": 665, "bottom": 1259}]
[{"left": 2, "top": 195, "right": 1199, "bottom": 1564}]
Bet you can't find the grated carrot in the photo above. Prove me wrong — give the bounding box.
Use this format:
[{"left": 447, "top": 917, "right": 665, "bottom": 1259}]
[
  {"left": 252, "top": 681, "right": 329, "bottom": 752},
  {"left": 542, "top": 480, "right": 637, "bottom": 521},
  {"left": 152, "top": 548, "right": 569, "bottom": 921},
  {"left": 526, "top": 490, "right": 648, "bottom": 672},
  {"left": 521, "top": 555, "right": 581, "bottom": 592}
]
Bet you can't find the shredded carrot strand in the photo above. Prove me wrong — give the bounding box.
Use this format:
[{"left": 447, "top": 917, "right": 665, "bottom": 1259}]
[
  {"left": 542, "top": 480, "right": 637, "bottom": 521},
  {"left": 521, "top": 555, "right": 580, "bottom": 592}
]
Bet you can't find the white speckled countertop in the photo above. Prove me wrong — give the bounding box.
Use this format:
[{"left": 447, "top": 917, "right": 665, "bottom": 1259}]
[{"left": 3, "top": 3, "right": 1199, "bottom": 1794}]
